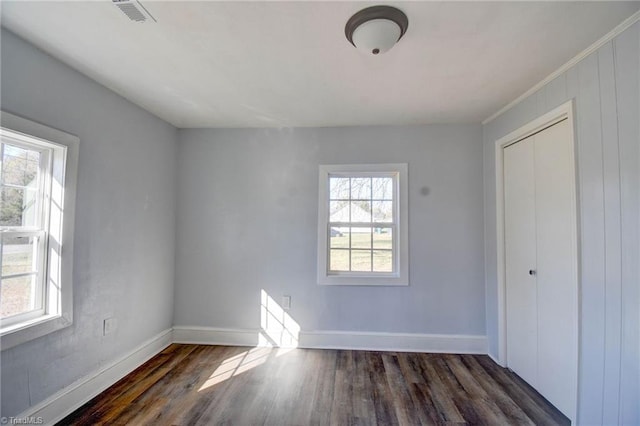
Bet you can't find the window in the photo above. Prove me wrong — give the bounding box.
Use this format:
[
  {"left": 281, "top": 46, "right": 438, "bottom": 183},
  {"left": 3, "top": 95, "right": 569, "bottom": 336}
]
[
  {"left": 317, "top": 164, "right": 408, "bottom": 286},
  {"left": 0, "top": 112, "right": 78, "bottom": 350}
]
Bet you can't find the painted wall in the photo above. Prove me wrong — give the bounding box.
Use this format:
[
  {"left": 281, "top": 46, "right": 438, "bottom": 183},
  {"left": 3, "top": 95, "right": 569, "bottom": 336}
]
[
  {"left": 0, "top": 30, "right": 177, "bottom": 417},
  {"left": 174, "top": 125, "right": 485, "bottom": 338},
  {"left": 483, "top": 23, "right": 639, "bottom": 425}
]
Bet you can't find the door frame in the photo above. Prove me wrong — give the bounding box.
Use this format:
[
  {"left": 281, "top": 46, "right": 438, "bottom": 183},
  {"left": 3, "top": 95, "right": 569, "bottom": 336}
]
[{"left": 494, "top": 99, "right": 580, "bottom": 422}]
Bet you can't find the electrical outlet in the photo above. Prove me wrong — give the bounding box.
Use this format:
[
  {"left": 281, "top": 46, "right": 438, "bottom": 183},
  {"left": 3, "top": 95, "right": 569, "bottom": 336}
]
[
  {"left": 282, "top": 295, "right": 291, "bottom": 310},
  {"left": 103, "top": 317, "right": 117, "bottom": 336}
]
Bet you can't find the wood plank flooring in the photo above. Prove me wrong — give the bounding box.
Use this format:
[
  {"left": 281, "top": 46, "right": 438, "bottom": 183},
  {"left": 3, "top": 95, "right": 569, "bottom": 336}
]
[{"left": 58, "top": 344, "right": 570, "bottom": 425}]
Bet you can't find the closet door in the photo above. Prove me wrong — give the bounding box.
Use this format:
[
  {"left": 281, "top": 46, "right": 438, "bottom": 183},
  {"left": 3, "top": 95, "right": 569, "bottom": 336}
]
[
  {"left": 504, "top": 133, "right": 537, "bottom": 388},
  {"left": 533, "top": 119, "right": 576, "bottom": 417},
  {"left": 503, "top": 118, "right": 577, "bottom": 419}
]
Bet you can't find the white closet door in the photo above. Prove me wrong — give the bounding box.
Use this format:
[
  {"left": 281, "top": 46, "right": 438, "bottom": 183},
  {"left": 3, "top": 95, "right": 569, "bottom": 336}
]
[
  {"left": 504, "top": 118, "right": 577, "bottom": 420},
  {"left": 504, "top": 133, "right": 538, "bottom": 388},
  {"left": 533, "top": 119, "right": 577, "bottom": 417}
]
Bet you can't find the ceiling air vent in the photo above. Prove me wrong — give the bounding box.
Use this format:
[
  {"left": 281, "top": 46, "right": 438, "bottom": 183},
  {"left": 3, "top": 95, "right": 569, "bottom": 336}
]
[{"left": 113, "top": 0, "right": 156, "bottom": 23}]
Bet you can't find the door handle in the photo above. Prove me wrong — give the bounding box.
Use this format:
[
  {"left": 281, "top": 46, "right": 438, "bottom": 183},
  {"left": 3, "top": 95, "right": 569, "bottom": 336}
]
[{"left": 529, "top": 269, "right": 536, "bottom": 276}]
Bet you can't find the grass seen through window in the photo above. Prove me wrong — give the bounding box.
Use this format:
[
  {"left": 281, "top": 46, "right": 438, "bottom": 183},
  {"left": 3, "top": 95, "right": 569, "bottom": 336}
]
[{"left": 329, "top": 230, "right": 392, "bottom": 272}]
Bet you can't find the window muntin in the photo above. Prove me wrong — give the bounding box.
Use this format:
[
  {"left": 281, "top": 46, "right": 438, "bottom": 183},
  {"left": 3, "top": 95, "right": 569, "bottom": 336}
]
[{"left": 317, "top": 164, "right": 408, "bottom": 286}]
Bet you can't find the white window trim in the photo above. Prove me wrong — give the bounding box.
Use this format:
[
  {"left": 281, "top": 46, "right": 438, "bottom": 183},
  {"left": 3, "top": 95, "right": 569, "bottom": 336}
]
[
  {"left": 0, "top": 111, "right": 79, "bottom": 350},
  {"left": 0, "top": 137, "right": 52, "bottom": 329},
  {"left": 317, "top": 163, "right": 409, "bottom": 286}
]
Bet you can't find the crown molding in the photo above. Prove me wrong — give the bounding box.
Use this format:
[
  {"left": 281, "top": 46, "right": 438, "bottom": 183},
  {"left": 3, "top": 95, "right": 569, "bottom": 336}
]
[{"left": 483, "top": 9, "right": 640, "bottom": 125}]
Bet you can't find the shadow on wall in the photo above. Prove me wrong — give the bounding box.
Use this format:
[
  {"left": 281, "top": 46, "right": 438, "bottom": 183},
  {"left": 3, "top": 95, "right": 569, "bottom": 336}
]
[{"left": 198, "top": 289, "right": 300, "bottom": 392}]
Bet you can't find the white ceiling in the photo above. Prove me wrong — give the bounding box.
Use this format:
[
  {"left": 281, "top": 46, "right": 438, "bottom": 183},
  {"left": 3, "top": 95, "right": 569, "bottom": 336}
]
[{"left": 1, "top": 1, "right": 639, "bottom": 128}]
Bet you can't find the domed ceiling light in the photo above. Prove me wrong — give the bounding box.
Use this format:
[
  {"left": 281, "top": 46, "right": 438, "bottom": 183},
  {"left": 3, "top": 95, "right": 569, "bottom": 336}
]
[{"left": 345, "top": 5, "right": 409, "bottom": 55}]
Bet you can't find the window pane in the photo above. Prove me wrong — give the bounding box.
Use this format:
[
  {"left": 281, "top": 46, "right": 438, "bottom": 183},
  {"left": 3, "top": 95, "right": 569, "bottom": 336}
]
[
  {"left": 351, "top": 250, "right": 372, "bottom": 272},
  {"left": 373, "top": 250, "right": 393, "bottom": 272},
  {"left": 329, "top": 177, "right": 349, "bottom": 200},
  {"left": 329, "top": 200, "right": 349, "bottom": 222},
  {"left": 329, "top": 228, "right": 348, "bottom": 248},
  {"left": 1, "top": 187, "right": 24, "bottom": 226},
  {"left": 2, "top": 235, "right": 38, "bottom": 276},
  {"left": 329, "top": 249, "right": 349, "bottom": 271},
  {"left": 373, "top": 228, "right": 393, "bottom": 249},
  {"left": 372, "top": 177, "right": 393, "bottom": 200},
  {"left": 1, "top": 143, "right": 41, "bottom": 227},
  {"left": 372, "top": 200, "right": 393, "bottom": 223},
  {"left": 350, "top": 178, "right": 371, "bottom": 200},
  {"left": 1, "top": 144, "right": 40, "bottom": 187},
  {"left": 350, "top": 201, "right": 371, "bottom": 222},
  {"left": 351, "top": 227, "right": 371, "bottom": 249},
  {"left": 0, "top": 274, "right": 38, "bottom": 318},
  {"left": 1, "top": 187, "right": 38, "bottom": 227}
]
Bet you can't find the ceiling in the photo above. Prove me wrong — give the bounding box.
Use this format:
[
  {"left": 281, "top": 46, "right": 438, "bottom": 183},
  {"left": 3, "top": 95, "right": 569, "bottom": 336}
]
[{"left": 1, "top": 1, "right": 638, "bottom": 128}]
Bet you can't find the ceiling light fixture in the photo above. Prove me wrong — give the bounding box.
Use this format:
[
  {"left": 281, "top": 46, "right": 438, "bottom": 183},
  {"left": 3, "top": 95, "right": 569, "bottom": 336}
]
[{"left": 345, "top": 6, "right": 408, "bottom": 55}]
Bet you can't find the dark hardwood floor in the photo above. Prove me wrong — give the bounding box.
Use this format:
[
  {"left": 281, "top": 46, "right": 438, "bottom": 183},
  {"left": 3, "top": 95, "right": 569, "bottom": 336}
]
[{"left": 58, "top": 344, "right": 569, "bottom": 425}]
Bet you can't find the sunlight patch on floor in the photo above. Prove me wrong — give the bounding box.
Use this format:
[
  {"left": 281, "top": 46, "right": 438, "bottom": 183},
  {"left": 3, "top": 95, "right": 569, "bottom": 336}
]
[
  {"left": 198, "top": 347, "right": 272, "bottom": 392},
  {"left": 198, "top": 289, "right": 302, "bottom": 392}
]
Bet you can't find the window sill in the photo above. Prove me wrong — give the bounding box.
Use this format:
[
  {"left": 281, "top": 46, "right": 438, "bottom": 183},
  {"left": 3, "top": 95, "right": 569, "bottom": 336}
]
[
  {"left": 318, "top": 274, "right": 409, "bottom": 286},
  {"left": 0, "top": 312, "right": 72, "bottom": 350}
]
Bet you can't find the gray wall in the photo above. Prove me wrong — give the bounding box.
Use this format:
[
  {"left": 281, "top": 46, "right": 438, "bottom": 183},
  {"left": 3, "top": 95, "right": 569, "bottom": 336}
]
[
  {"left": 483, "top": 22, "right": 639, "bottom": 425},
  {"left": 174, "top": 125, "right": 485, "bottom": 336},
  {"left": 0, "top": 30, "right": 177, "bottom": 416}
]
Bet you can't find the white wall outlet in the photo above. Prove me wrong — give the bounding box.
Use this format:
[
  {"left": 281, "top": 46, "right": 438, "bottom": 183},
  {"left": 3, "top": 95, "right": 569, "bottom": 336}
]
[
  {"left": 282, "top": 295, "right": 291, "bottom": 310},
  {"left": 103, "top": 317, "right": 117, "bottom": 336}
]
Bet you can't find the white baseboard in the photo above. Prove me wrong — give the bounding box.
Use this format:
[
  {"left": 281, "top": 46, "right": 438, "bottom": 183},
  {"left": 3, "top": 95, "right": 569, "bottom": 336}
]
[
  {"left": 300, "top": 330, "right": 487, "bottom": 353},
  {"left": 487, "top": 351, "right": 506, "bottom": 367},
  {"left": 173, "top": 326, "right": 487, "bottom": 354},
  {"left": 173, "top": 326, "right": 259, "bottom": 347},
  {"left": 17, "top": 328, "right": 172, "bottom": 426}
]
